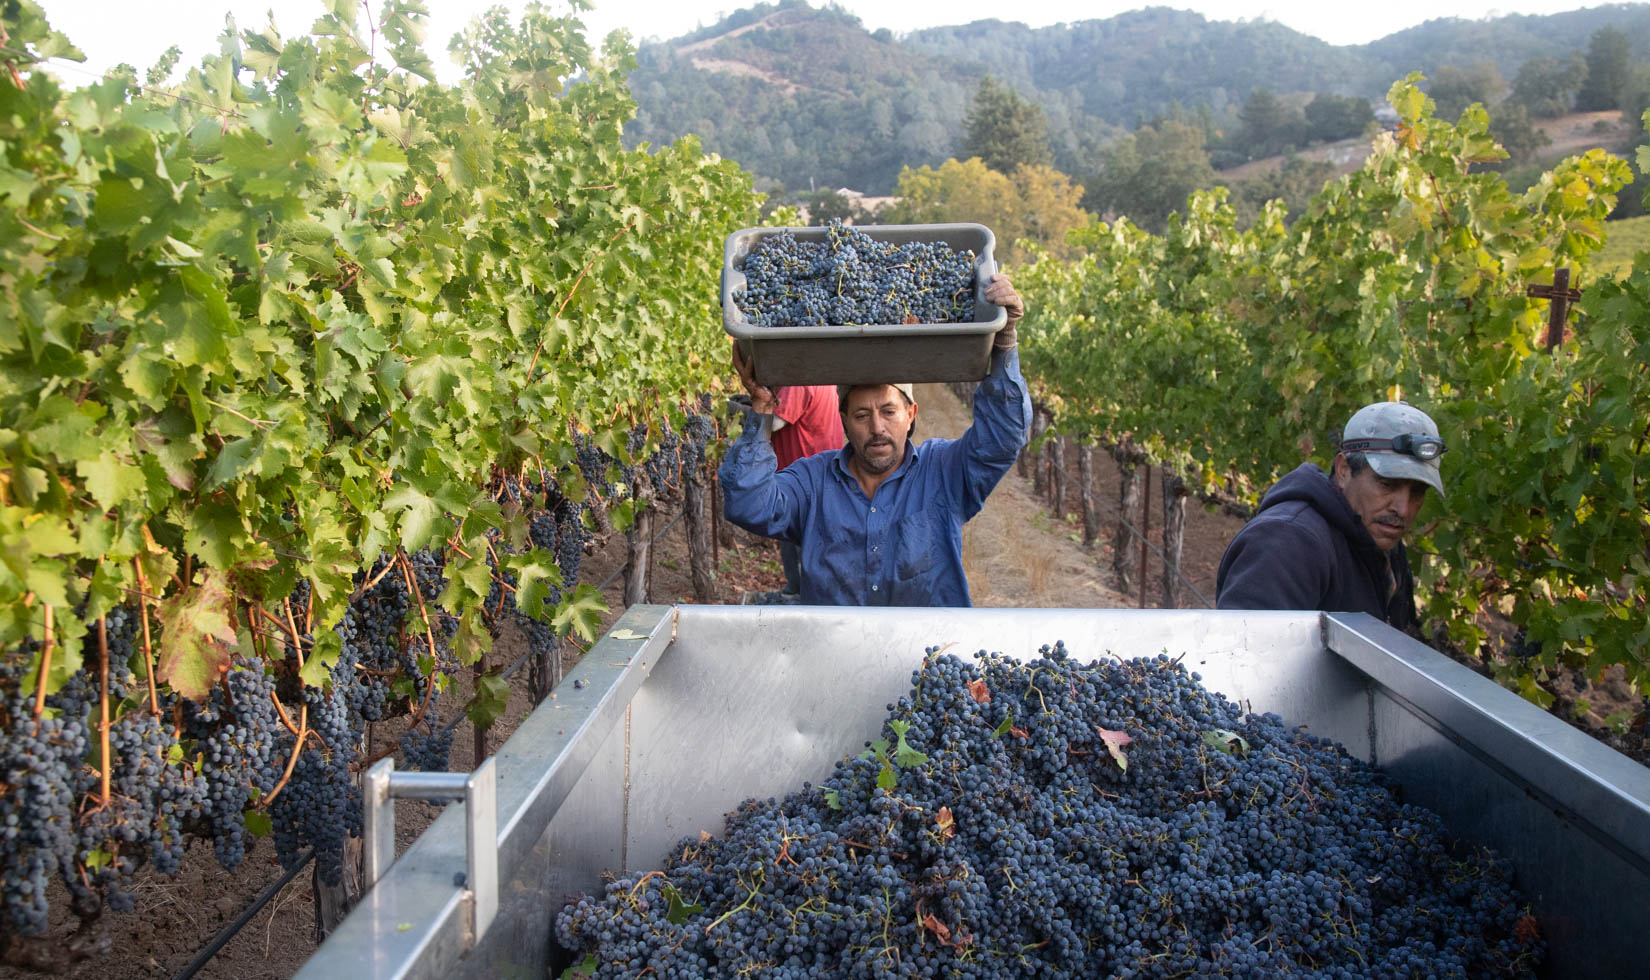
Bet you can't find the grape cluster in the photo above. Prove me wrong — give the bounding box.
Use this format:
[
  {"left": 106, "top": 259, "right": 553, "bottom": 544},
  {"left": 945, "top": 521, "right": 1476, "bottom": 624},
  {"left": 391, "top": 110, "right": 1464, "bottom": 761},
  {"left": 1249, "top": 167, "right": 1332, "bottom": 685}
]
[
  {"left": 735, "top": 220, "right": 978, "bottom": 328},
  {"left": 556, "top": 646, "right": 1542, "bottom": 978},
  {"left": 270, "top": 659, "right": 361, "bottom": 887},
  {"left": 1, "top": 644, "right": 89, "bottom": 936},
  {"left": 399, "top": 724, "right": 456, "bottom": 772},
  {"left": 187, "top": 660, "right": 285, "bottom": 871},
  {"left": 622, "top": 411, "right": 719, "bottom": 497}
]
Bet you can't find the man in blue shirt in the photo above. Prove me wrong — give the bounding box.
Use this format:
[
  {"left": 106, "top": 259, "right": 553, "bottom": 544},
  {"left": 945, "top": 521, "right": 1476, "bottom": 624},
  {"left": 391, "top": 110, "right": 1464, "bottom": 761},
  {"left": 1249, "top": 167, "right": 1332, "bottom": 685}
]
[{"left": 720, "top": 275, "right": 1030, "bottom": 606}]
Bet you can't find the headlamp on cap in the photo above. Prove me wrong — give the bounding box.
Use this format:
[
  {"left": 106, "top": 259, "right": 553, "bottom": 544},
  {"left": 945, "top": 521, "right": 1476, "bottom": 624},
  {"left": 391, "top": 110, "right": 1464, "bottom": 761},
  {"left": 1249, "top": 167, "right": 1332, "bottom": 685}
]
[{"left": 1340, "top": 434, "right": 1447, "bottom": 462}]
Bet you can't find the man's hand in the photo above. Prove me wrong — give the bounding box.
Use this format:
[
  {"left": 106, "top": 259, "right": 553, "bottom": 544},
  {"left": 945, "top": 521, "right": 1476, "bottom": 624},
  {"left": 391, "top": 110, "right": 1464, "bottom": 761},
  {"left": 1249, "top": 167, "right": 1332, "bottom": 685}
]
[
  {"left": 731, "top": 339, "right": 777, "bottom": 414},
  {"left": 985, "top": 273, "right": 1023, "bottom": 350}
]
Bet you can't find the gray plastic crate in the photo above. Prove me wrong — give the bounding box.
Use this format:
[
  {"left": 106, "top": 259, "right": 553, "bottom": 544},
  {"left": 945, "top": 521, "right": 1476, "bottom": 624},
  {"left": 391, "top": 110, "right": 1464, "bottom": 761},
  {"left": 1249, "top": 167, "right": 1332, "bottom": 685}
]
[{"left": 721, "top": 223, "right": 1007, "bottom": 386}]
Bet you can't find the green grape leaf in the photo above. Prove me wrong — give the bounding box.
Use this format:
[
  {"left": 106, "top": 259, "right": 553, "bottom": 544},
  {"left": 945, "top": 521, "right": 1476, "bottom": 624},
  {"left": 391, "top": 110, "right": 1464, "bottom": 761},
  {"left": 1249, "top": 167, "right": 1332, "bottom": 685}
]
[
  {"left": 1201, "top": 729, "right": 1250, "bottom": 758},
  {"left": 551, "top": 585, "right": 607, "bottom": 644},
  {"left": 662, "top": 883, "right": 703, "bottom": 925},
  {"left": 243, "top": 810, "right": 273, "bottom": 838},
  {"left": 889, "top": 719, "right": 928, "bottom": 769},
  {"left": 466, "top": 670, "right": 512, "bottom": 729}
]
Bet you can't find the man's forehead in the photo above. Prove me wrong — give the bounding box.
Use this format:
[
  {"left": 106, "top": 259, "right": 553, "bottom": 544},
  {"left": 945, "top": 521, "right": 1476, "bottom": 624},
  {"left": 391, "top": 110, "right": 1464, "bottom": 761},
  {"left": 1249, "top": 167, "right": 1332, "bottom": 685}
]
[{"left": 845, "top": 386, "right": 910, "bottom": 411}]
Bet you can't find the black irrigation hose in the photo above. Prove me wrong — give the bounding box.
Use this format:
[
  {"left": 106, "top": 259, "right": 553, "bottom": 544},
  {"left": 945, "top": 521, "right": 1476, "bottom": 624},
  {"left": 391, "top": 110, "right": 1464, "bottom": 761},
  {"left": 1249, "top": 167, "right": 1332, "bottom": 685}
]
[{"left": 169, "top": 849, "right": 315, "bottom": 980}]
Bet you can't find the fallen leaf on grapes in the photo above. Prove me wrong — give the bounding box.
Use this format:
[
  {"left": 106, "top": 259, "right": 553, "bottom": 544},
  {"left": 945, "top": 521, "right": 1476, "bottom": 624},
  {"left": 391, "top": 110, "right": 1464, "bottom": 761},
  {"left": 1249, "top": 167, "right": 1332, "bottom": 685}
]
[
  {"left": 1201, "top": 728, "right": 1250, "bottom": 757},
  {"left": 936, "top": 806, "right": 955, "bottom": 839},
  {"left": 903, "top": 314, "right": 920, "bottom": 324},
  {"left": 921, "top": 911, "right": 951, "bottom": 942},
  {"left": 663, "top": 883, "right": 704, "bottom": 925},
  {"left": 966, "top": 679, "right": 990, "bottom": 703},
  {"left": 1515, "top": 913, "right": 1541, "bottom": 942},
  {"left": 1009, "top": 725, "right": 1028, "bottom": 739},
  {"left": 1097, "top": 727, "right": 1133, "bottom": 771}
]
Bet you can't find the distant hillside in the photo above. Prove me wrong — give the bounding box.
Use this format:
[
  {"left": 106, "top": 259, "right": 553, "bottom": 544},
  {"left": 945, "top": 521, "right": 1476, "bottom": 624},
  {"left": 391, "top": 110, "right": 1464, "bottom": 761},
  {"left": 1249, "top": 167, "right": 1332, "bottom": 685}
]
[{"left": 621, "top": 1, "right": 1650, "bottom": 196}]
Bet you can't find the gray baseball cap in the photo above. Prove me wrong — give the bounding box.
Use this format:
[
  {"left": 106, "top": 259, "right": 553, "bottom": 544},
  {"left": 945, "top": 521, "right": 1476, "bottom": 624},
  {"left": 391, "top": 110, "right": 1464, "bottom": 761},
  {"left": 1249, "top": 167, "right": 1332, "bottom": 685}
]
[
  {"left": 837, "top": 383, "right": 915, "bottom": 411},
  {"left": 1339, "top": 401, "right": 1446, "bottom": 496}
]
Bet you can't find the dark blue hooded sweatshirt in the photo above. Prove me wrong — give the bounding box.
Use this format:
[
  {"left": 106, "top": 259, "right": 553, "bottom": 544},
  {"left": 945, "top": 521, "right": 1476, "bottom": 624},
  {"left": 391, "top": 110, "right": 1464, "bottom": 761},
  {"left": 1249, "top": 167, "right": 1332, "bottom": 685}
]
[{"left": 1215, "top": 463, "right": 1417, "bottom": 630}]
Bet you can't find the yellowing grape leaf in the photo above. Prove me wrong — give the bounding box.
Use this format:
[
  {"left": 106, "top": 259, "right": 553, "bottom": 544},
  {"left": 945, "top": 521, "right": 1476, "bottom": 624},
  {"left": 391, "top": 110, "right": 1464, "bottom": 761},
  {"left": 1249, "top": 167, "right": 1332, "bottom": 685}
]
[
  {"left": 156, "top": 570, "right": 239, "bottom": 701},
  {"left": 1097, "top": 727, "right": 1133, "bottom": 771}
]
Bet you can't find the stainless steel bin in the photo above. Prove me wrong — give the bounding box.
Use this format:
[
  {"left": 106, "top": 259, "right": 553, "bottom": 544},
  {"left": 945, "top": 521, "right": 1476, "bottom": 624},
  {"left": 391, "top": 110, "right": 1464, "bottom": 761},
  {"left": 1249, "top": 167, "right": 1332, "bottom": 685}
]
[{"left": 298, "top": 607, "right": 1650, "bottom": 980}]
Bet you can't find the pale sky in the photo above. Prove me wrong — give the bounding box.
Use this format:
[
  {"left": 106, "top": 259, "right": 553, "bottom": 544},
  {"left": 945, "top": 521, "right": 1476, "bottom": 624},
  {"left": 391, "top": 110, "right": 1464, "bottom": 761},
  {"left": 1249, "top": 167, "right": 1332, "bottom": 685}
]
[{"left": 39, "top": 1, "right": 1601, "bottom": 88}]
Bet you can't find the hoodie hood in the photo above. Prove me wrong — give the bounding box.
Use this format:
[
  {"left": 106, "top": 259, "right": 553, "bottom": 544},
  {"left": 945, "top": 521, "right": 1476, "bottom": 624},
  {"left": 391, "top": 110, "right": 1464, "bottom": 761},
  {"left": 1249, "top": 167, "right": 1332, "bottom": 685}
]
[{"left": 1256, "top": 463, "right": 1382, "bottom": 554}]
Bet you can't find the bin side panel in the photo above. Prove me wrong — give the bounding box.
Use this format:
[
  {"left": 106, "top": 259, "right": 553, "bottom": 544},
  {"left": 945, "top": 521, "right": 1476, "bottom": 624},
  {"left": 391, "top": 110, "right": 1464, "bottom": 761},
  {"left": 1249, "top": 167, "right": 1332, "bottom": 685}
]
[
  {"left": 1371, "top": 690, "right": 1648, "bottom": 980},
  {"left": 462, "top": 712, "right": 629, "bottom": 980}
]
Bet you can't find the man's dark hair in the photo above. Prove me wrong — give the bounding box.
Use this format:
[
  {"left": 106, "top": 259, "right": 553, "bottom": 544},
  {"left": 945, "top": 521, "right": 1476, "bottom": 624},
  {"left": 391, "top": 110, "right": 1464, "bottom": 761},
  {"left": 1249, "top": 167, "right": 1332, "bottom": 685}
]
[{"left": 1343, "top": 450, "right": 1370, "bottom": 475}]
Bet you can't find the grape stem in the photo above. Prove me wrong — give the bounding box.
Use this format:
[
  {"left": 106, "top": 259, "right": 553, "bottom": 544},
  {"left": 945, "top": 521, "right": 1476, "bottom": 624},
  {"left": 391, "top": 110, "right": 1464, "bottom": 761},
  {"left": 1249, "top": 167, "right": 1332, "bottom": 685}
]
[
  {"left": 133, "top": 558, "right": 161, "bottom": 715},
  {"left": 349, "top": 556, "right": 401, "bottom": 603},
  {"left": 269, "top": 689, "right": 302, "bottom": 737},
  {"left": 398, "top": 551, "right": 443, "bottom": 730},
  {"left": 260, "top": 702, "right": 309, "bottom": 809},
  {"left": 97, "top": 616, "right": 111, "bottom": 805},
  {"left": 704, "top": 869, "right": 764, "bottom": 935},
  {"left": 31, "top": 604, "right": 54, "bottom": 721}
]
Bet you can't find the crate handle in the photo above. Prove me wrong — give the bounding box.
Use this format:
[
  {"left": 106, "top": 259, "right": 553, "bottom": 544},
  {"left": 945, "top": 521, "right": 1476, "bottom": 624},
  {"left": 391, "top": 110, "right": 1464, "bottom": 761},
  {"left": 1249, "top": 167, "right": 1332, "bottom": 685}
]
[{"left": 363, "top": 757, "right": 498, "bottom": 947}]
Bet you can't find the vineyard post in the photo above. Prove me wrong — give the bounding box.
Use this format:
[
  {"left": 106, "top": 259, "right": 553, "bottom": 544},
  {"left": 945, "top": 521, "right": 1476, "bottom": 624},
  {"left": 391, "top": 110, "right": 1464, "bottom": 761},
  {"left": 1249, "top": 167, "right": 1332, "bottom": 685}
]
[
  {"left": 1030, "top": 410, "right": 1048, "bottom": 497},
  {"left": 1159, "top": 465, "right": 1188, "bottom": 609},
  {"left": 685, "top": 461, "right": 716, "bottom": 601},
  {"left": 711, "top": 472, "right": 724, "bottom": 566},
  {"left": 1527, "top": 267, "right": 1582, "bottom": 352},
  {"left": 1078, "top": 442, "right": 1097, "bottom": 548},
  {"left": 1042, "top": 434, "right": 1056, "bottom": 507},
  {"left": 1113, "top": 444, "right": 1142, "bottom": 594},
  {"left": 623, "top": 471, "right": 656, "bottom": 607},
  {"left": 1138, "top": 464, "right": 1152, "bottom": 609},
  {"left": 1050, "top": 435, "right": 1066, "bottom": 517},
  {"left": 473, "top": 655, "right": 488, "bottom": 769}
]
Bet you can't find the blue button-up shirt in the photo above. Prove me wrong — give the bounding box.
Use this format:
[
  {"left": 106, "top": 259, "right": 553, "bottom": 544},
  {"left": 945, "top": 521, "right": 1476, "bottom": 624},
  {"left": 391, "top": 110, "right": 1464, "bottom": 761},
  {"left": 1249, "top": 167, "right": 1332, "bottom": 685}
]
[{"left": 719, "top": 348, "right": 1032, "bottom": 606}]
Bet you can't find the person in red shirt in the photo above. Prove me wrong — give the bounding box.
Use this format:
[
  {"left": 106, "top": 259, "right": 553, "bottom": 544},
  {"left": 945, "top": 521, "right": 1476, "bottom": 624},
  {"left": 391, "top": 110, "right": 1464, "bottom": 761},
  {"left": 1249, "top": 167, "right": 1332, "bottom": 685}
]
[{"left": 769, "top": 385, "right": 845, "bottom": 597}]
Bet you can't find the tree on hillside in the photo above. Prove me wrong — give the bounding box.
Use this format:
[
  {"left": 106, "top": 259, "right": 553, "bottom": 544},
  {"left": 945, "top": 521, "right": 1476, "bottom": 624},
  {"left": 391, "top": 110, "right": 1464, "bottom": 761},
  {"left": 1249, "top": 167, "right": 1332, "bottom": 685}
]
[
  {"left": 803, "top": 189, "right": 855, "bottom": 225},
  {"left": 886, "top": 158, "right": 1089, "bottom": 264},
  {"left": 1084, "top": 120, "right": 1218, "bottom": 233},
  {"left": 1489, "top": 103, "right": 1551, "bottom": 163},
  {"left": 1303, "top": 93, "right": 1374, "bottom": 144},
  {"left": 1508, "top": 53, "right": 1588, "bottom": 119},
  {"left": 1577, "top": 26, "right": 1633, "bottom": 112},
  {"left": 963, "top": 75, "right": 1053, "bottom": 175},
  {"left": 1428, "top": 63, "right": 1505, "bottom": 121},
  {"left": 1237, "top": 88, "right": 1302, "bottom": 159},
  {"left": 1491, "top": 101, "right": 1551, "bottom": 163}
]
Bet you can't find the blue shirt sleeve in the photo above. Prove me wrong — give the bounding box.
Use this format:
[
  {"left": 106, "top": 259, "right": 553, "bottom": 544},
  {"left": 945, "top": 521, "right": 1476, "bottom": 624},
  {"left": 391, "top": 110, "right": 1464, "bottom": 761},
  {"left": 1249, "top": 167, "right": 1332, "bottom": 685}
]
[
  {"left": 718, "top": 412, "right": 807, "bottom": 543},
  {"left": 930, "top": 347, "right": 1033, "bottom": 519}
]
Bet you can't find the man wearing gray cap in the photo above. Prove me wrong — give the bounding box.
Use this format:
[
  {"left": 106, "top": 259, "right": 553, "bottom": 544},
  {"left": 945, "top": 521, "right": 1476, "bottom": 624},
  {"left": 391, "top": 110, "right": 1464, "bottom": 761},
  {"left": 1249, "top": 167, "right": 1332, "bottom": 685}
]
[
  {"left": 721, "top": 274, "right": 1029, "bottom": 606},
  {"left": 1215, "top": 402, "right": 1446, "bottom": 629}
]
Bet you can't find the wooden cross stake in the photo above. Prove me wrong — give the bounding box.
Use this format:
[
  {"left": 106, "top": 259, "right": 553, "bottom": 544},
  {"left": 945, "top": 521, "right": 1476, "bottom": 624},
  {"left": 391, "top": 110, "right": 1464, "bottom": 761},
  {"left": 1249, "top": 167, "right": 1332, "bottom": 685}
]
[{"left": 1526, "top": 267, "right": 1583, "bottom": 352}]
